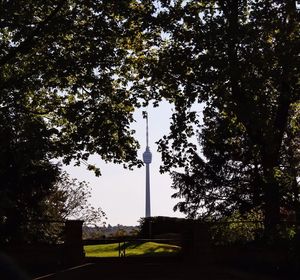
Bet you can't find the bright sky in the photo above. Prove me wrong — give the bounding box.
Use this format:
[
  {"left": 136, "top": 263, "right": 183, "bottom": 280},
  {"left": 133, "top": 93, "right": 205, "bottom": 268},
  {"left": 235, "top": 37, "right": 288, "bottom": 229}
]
[{"left": 63, "top": 101, "right": 202, "bottom": 226}]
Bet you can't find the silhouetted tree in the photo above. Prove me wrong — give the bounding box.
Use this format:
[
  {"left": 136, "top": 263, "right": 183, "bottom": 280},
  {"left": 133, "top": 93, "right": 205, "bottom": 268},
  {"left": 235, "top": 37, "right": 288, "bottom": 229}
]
[
  {"left": 171, "top": 102, "right": 299, "bottom": 224},
  {"left": 46, "top": 171, "right": 107, "bottom": 227},
  {"left": 0, "top": 0, "right": 143, "bottom": 171},
  {"left": 0, "top": 109, "right": 59, "bottom": 243},
  {"left": 127, "top": 0, "right": 299, "bottom": 237},
  {"left": 0, "top": 0, "right": 141, "bottom": 243}
]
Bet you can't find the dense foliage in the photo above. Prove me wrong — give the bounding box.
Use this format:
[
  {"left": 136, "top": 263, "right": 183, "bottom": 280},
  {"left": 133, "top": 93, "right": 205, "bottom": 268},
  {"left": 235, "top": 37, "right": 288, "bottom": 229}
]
[
  {"left": 0, "top": 0, "right": 143, "bottom": 169},
  {"left": 0, "top": 159, "right": 106, "bottom": 244},
  {"left": 46, "top": 171, "right": 107, "bottom": 227},
  {"left": 126, "top": 0, "right": 299, "bottom": 235},
  {"left": 0, "top": 109, "right": 59, "bottom": 243},
  {"left": 0, "top": 0, "right": 299, "bottom": 242},
  {"left": 171, "top": 103, "right": 299, "bottom": 222},
  {"left": 0, "top": 0, "right": 142, "bottom": 243}
]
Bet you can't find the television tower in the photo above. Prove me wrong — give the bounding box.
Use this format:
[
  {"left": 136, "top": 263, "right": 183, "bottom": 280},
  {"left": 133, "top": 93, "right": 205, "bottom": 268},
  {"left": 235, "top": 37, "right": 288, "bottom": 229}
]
[{"left": 143, "top": 112, "right": 152, "bottom": 218}]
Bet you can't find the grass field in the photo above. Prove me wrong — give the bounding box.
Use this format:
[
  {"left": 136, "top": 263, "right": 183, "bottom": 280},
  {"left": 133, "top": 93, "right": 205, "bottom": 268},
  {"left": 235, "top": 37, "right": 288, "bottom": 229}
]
[{"left": 84, "top": 241, "right": 181, "bottom": 257}]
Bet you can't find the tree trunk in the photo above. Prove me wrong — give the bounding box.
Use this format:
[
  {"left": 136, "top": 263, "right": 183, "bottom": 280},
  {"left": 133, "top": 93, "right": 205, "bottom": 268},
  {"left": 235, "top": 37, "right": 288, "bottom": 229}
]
[
  {"left": 292, "top": 177, "right": 300, "bottom": 225},
  {"left": 262, "top": 166, "right": 281, "bottom": 242}
]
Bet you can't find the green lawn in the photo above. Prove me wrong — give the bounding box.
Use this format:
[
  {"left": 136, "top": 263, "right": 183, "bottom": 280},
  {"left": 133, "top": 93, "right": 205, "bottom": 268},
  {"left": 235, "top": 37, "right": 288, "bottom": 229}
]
[{"left": 84, "top": 241, "right": 181, "bottom": 257}]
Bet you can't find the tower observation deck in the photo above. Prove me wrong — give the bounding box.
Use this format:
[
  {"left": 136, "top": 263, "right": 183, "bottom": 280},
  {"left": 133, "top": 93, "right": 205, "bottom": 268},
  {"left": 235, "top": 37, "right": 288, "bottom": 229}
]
[{"left": 143, "top": 113, "right": 152, "bottom": 218}]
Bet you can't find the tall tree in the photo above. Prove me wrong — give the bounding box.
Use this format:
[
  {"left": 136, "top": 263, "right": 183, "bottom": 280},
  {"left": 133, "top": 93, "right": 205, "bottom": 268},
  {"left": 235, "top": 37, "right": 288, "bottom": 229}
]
[
  {"left": 0, "top": 0, "right": 143, "bottom": 169},
  {"left": 170, "top": 104, "right": 262, "bottom": 220},
  {"left": 0, "top": 0, "right": 143, "bottom": 243},
  {"left": 0, "top": 109, "right": 60, "bottom": 243},
  {"left": 127, "top": 0, "right": 299, "bottom": 235},
  {"left": 171, "top": 100, "right": 299, "bottom": 225}
]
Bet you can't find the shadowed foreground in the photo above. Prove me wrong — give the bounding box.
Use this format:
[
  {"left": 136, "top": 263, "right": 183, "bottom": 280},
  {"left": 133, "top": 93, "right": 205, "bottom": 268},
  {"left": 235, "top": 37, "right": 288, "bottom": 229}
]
[{"left": 31, "top": 257, "right": 291, "bottom": 280}]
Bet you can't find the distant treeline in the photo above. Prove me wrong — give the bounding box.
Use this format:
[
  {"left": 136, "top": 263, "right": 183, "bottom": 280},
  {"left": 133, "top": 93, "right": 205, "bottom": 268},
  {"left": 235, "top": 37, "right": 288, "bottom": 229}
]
[{"left": 83, "top": 224, "right": 139, "bottom": 239}]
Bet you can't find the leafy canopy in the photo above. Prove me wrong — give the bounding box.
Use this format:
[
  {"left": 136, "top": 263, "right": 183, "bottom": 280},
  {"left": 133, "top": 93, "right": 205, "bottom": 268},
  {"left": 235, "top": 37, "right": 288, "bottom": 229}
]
[
  {"left": 0, "top": 0, "right": 148, "bottom": 170},
  {"left": 125, "top": 0, "right": 299, "bottom": 230}
]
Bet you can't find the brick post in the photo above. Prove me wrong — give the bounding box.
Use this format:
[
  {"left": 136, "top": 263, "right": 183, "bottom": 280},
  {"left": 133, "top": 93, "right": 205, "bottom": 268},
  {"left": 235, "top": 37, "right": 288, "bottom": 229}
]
[{"left": 64, "top": 220, "right": 85, "bottom": 264}]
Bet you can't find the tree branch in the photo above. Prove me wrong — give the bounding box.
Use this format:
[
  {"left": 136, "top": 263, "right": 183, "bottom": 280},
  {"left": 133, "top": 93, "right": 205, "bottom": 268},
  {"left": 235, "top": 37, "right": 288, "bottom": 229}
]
[{"left": 0, "top": 0, "right": 67, "bottom": 67}]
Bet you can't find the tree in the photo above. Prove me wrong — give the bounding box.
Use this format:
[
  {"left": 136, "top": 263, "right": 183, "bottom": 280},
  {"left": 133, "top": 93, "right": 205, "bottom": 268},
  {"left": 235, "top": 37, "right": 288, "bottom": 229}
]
[
  {"left": 0, "top": 136, "right": 106, "bottom": 244},
  {"left": 46, "top": 171, "right": 107, "bottom": 227},
  {"left": 0, "top": 0, "right": 143, "bottom": 170},
  {"left": 40, "top": 171, "right": 107, "bottom": 243},
  {"left": 280, "top": 103, "right": 300, "bottom": 221},
  {"left": 127, "top": 0, "right": 299, "bottom": 235},
  {"left": 0, "top": 111, "right": 60, "bottom": 243},
  {"left": 170, "top": 103, "right": 260, "bottom": 219},
  {"left": 0, "top": 1, "right": 146, "bottom": 243},
  {"left": 171, "top": 100, "right": 299, "bottom": 226}
]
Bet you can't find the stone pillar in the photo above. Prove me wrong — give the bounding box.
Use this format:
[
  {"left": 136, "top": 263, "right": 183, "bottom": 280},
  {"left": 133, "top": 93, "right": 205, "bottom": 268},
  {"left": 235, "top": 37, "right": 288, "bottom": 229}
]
[
  {"left": 182, "top": 222, "right": 212, "bottom": 263},
  {"left": 193, "top": 223, "right": 211, "bottom": 258},
  {"left": 64, "top": 220, "right": 85, "bottom": 264}
]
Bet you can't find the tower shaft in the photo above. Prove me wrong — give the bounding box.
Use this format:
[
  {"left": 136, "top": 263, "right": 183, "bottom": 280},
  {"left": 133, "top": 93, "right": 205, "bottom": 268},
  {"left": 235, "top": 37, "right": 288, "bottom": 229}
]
[{"left": 145, "top": 163, "right": 151, "bottom": 217}]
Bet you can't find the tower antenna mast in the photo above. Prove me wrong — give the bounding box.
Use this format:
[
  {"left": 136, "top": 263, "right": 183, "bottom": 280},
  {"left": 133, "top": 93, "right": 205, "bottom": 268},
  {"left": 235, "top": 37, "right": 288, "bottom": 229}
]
[{"left": 146, "top": 113, "right": 149, "bottom": 147}]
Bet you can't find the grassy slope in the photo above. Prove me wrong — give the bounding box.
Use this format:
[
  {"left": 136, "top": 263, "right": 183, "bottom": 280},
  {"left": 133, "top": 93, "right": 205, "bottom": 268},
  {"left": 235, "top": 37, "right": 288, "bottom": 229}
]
[{"left": 84, "top": 241, "right": 181, "bottom": 257}]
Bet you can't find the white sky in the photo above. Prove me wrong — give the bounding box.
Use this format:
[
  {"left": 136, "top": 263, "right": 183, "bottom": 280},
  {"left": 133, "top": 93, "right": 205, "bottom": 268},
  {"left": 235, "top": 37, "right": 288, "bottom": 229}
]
[{"left": 63, "top": 101, "right": 202, "bottom": 226}]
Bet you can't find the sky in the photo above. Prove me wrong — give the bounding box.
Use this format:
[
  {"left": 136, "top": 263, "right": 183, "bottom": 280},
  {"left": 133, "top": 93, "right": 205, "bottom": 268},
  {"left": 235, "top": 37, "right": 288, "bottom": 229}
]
[{"left": 62, "top": 101, "right": 199, "bottom": 226}]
